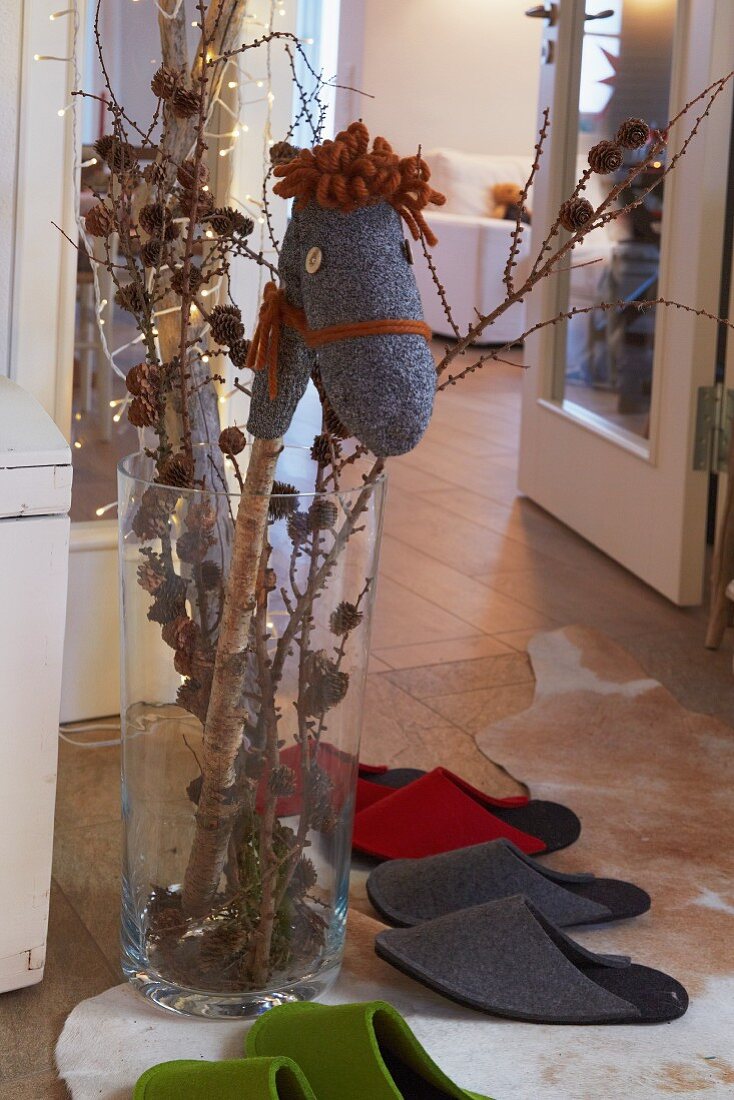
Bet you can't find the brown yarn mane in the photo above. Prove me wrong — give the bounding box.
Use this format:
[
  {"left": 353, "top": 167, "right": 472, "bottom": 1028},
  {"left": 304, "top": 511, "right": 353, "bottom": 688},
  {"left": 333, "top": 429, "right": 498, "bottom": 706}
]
[{"left": 272, "top": 121, "right": 446, "bottom": 246}]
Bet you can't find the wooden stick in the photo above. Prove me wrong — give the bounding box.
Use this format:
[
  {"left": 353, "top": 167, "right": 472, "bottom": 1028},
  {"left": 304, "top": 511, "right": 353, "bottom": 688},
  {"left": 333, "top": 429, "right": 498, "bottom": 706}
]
[{"left": 182, "top": 434, "right": 282, "bottom": 916}]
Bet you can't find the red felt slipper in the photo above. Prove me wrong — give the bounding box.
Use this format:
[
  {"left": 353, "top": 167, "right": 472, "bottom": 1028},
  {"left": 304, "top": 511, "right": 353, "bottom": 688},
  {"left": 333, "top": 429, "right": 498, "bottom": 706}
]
[
  {"left": 352, "top": 768, "right": 581, "bottom": 860},
  {"left": 355, "top": 763, "right": 530, "bottom": 816},
  {"left": 358, "top": 762, "right": 389, "bottom": 777}
]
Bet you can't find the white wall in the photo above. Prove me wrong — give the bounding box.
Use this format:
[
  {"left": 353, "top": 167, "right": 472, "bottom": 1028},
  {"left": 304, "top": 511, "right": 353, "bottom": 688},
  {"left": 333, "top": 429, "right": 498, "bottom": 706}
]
[
  {"left": 0, "top": 0, "right": 22, "bottom": 378},
  {"left": 339, "top": 0, "right": 543, "bottom": 157}
]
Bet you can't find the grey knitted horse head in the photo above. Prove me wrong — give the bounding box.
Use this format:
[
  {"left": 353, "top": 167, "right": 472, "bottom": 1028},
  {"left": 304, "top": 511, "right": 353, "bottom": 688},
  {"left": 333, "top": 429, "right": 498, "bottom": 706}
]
[{"left": 246, "top": 122, "right": 445, "bottom": 457}]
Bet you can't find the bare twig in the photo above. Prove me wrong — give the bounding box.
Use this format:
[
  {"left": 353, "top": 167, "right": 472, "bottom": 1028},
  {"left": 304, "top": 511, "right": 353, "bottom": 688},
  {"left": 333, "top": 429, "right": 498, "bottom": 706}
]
[{"left": 504, "top": 107, "right": 549, "bottom": 296}]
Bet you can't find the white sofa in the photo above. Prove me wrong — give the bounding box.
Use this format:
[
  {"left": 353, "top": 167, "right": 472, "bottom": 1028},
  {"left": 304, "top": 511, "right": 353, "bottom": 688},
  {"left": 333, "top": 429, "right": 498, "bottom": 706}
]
[{"left": 414, "top": 148, "right": 611, "bottom": 348}]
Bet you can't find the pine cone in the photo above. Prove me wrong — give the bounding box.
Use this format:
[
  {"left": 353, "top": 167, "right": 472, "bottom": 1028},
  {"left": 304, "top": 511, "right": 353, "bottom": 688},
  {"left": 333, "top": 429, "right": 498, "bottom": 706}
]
[
  {"left": 138, "top": 202, "right": 171, "bottom": 237},
  {"left": 269, "top": 764, "right": 296, "bottom": 796},
  {"left": 177, "top": 676, "right": 209, "bottom": 723},
  {"left": 309, "top": 498, "right": 338, "bottom": 531},
  {"left": 174, "top": 648, "right": 193, "bottom": 677},
  {"left": 330, "top": 601, "right": 363, "bottom": 636},
  {"left": 162, "top": 612, "right": 189, "bottom": 649},
  {"left": 178, "top": 188, "right": 215, "bottom": 221},
  {"left": 136, "top": 550, "right": 166, "bottom": 594},
  {"left": 158, "top": 450, "right": 194, "bottom": 488},
  {"left": 231, "top": 211, "right": 255, "bottom": 238},
  {"left": 177, "top": 529, "right": 211, "bottom": 564},
  {"left": 128, "top": 396, "right": 157, "bottom": 428},
  {"left": 559, "top": 197, "right": 594, "bottom": 233},
  {"left": 147, "top": 887, "right": 186, "bottom": 939},
  {"left": 205, "top": 207, "right": 241, "bottom": 235},
  {"left": 171, "top": 87, "right": 200, "bottom": 119},
  {"left": 84, "top": 202, "right": 115, "bottom": 238},
  {"left": 94, "top": 135, "right": 137, "bottom": 176},
  {"left": 170, "top": 265, "right": 203, "bottom": 297},
  {"left": 616, "top": 117, "right": 650, "bottom": 150},
  {"left": 311, "top": 433, "right": 340, "bottom": 466},
  {"left": 229, "top": 339, "right": 251, "bottom": 369},
  {"left": 307, "top": 763, "right": 337, "bottom": 832},
  {"left": 587, "top": 140, "right": 623, "bottom": 175},
  {"left": 218, "top": 425, "right": 246, "bottom": 456},
  {"left": 115, "top": 281, "right": 148, "bottom": 315},
  {"left": 162, "top": 612, "right": 198, "bottom": 653},
  {"left": 199, "top": 923, "right": 247, "bottom": 972},
  {"left": 126, "top": 364, "right": 145, "bottom": 396},
  {"left": 131, "top": 487, "right": 172, "bottom": 541},
  {"left": 177, "top": 159, "right": 209, "bottom": 190},
  {"left": 200, "top": 560, "right": 221, "bottom": 589},
  {"left": 143, "top": 160, "right": 168, "bottom": 188},
  {"left": 127, "top": 362, "right": 163, "bottom": 427},
  {"left": 305, "top": 651, "right": 349, "bottom": 714},
  {"left": 206, "top": 208, "right": 254, "bottom": 238},
  {"left": 209, "top": 304, "right": 245, "bottom": 346},
  {"left": 185, "top": 499, "right": 218, "bottom": 532},
  {"left": 126, "top": 360, "right": 160, "bottom": 397},
  {"left": 141, "top": 238, "right": 164, "bottom": 268},
  {"left": 287, "top": 510, "right": 311, "bottom": 545},
  {"left": 289, "top": 857, "right": 318, "bottom": 898},
  {"left": 323, "top": 401, "right": 350, "bottom": 440},
  {"left": 269, "top": 481, "right": 298, "bottom": 521},
  {"left": 270, "top": 141, "right": 300, "bottom": 165},
  {"left": 151, "top": 65, "right": 178, "bottom": 100},
  {"left": 148, "top": 574, "right": 188, "bottom": 624}
]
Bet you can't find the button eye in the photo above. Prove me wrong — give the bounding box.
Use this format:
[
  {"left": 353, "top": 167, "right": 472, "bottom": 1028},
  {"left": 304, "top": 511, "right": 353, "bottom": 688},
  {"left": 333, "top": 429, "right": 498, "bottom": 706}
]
[
  {"left": 305, "top": 246, "right": 322, "bottom": 274},
  {"left": 402, "top": 239, "right": 414, "bottom": 265}
]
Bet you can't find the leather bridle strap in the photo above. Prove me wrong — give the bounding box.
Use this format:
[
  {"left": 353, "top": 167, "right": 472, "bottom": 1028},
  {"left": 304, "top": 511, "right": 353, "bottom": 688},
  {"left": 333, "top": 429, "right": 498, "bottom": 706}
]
[{"left": 246, "top": 281, "right": 431, "bottom": 398}]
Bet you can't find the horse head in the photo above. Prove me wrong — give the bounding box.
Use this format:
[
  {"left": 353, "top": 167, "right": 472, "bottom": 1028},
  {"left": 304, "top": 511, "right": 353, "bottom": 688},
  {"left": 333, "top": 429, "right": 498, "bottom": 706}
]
[{"left": 246, "top": 121, "right": 445, "bottom": 457}]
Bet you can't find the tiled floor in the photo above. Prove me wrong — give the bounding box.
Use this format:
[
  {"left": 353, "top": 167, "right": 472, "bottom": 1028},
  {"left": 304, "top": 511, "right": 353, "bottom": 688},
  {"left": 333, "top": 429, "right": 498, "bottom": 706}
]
[{"left": 2, "top": 354, "right": 733, "bottom": 1098}]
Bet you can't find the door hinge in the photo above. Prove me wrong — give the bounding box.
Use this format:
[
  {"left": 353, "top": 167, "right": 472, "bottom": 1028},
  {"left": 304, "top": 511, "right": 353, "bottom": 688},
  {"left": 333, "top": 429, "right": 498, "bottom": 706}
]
[{"left": 694, "top": 385, "right": 734, "bottom": 472}]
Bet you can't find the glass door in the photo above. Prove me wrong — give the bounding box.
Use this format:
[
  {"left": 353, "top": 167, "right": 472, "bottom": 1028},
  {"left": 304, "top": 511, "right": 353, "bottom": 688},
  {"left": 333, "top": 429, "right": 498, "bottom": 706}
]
[
  {"left": 556, "top": 0, "right": 675, "bottom": 441},
  {"left": 518, "top": 0, "right": 734, "bottom": 604}
]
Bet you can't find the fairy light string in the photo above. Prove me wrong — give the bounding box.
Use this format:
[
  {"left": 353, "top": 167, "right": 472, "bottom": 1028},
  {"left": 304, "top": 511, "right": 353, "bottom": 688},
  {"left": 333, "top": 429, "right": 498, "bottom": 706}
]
[{"left": 38, "top": 0, "right": 324, "bottom": 503}]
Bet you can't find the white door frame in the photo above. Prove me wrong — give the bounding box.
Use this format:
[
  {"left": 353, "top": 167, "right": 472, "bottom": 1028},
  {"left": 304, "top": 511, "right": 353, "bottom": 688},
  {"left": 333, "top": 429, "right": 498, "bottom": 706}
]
[{"left": 519, "top": 0, "right": 734, "bottom": 605}]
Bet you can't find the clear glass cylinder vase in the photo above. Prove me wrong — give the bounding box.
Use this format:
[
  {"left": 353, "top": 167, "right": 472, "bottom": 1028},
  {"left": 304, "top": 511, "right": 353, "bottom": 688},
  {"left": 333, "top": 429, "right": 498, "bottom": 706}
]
[{"left": 117, "top": 445, "right": 386, "bottom": 1018}]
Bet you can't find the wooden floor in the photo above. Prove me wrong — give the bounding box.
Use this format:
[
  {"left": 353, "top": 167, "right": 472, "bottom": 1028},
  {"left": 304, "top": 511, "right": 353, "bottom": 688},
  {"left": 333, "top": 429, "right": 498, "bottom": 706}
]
[{"left": 2, "top": 352, "right": 733, "bottom": 1098}]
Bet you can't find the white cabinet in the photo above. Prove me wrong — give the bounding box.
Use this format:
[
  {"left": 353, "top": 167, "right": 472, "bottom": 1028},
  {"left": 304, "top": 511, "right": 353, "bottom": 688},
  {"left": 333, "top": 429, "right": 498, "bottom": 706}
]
[{"left": 0, "top": 377, "right": 71, "bottom": 992}]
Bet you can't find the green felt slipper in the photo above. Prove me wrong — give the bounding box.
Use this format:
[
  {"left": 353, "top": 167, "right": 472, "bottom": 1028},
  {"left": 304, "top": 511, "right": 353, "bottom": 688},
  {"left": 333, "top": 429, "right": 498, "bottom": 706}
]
[
  {"left": 246, "top": 1000, "right": 492, "bottom": 1100},
  {"left": 133, "top": 1055, "right": 316, "bottom": 1099}
]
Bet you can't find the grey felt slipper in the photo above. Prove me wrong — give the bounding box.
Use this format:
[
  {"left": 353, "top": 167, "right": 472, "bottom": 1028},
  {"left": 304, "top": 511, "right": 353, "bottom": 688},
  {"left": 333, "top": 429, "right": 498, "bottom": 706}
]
[
  {"left": 362, "top": 767, "right": 426, "bottom": 789},
  {"left": 367, "top": 839, "right": 651, "bottom": 928},
  {"left": 375, "top": 895, "right": 688, "bottom": 1024}
]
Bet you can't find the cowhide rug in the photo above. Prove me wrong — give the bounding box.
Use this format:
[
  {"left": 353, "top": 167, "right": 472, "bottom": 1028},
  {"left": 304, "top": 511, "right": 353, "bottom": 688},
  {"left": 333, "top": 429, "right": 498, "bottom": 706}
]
[{"left": 56, "top": 627, "right": 734, "bottom": 1099}]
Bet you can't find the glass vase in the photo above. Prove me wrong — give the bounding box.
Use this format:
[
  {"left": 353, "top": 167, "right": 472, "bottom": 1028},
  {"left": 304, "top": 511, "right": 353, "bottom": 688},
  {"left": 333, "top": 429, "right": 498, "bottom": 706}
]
[{"left": 117, "top": 444, "right": 386, "bottom": 1018}]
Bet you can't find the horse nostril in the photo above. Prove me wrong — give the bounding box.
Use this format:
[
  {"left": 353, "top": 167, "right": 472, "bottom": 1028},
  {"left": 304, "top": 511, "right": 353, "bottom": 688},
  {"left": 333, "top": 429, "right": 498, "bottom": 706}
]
[{"left": 305, "top": 246, "right": 323, "bottom": 273}]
